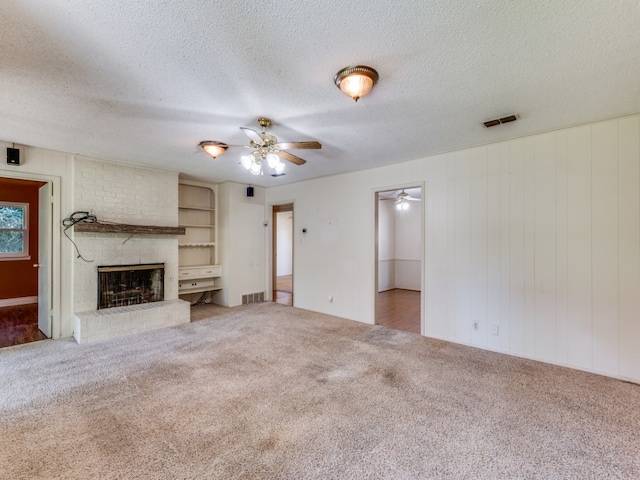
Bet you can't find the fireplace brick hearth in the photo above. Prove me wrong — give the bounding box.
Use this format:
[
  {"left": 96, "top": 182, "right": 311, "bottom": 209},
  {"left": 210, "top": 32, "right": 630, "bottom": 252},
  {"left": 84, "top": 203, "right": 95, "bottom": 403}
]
[{"left": 74, "top": 299, "right": 189, "bottom": 344}]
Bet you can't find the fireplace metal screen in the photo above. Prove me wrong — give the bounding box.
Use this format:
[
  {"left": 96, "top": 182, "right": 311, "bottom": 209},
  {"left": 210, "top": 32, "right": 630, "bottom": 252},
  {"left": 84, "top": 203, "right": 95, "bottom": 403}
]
[{"left": 97, "top": 263, "right": 164, "bottom": 309}]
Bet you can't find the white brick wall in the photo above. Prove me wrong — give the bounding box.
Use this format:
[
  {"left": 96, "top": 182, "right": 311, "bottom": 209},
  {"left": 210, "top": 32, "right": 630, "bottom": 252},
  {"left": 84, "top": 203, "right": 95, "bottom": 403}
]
[
  {"left": 73, "top": 157, "right": 180, "bottom": 313},
  {"left": 75, "top": 157, "right": 178, "bottom": 224}
]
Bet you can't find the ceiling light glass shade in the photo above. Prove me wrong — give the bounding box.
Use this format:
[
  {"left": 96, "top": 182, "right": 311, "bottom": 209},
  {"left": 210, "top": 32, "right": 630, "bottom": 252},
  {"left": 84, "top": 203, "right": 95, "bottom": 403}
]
[
  {"left": 198, "top": 141, "right": 228, "bottom": 158},
  {"left": 334, "top": 65, "right": 379, "bottom": 102},
  {"left": 266, "top": 153, "right": 281, "bottom": 169},
  {"left": 397, "top": 200, "right": 409, "bottom": 211},
  {"left": 240, "top": 154, "right": 254, "bottom": 170},
  {"left": 274, "top": 161, "right": 285, "bottom": 175},
  {"left": 249, "top": 161, "right": 262, "bottom": 175},
  {"left": 341, "top": 75, "right": 373, "bottom": 99}
]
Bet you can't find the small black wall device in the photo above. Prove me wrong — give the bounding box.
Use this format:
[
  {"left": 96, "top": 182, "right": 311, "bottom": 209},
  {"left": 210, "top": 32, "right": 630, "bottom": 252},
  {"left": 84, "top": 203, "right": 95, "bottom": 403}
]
[
  {"left": 246, "top": 186, "right": 254, "bottom": 197},
  {"left": 7, "top": 147, "right": 20, "bottom": 165}
]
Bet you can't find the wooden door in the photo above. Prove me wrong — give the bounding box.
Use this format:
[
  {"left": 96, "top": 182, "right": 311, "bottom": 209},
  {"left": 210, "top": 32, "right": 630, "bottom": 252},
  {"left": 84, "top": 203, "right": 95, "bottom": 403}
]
[{"left": 37, "top": 182, "right": 52, "bottom": 337}]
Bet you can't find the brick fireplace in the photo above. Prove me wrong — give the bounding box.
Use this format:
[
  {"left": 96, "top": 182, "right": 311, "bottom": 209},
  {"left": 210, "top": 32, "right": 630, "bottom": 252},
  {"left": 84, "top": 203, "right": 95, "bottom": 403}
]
[{"left": 72, "top": 158, "right": 189, "bottom": 344}]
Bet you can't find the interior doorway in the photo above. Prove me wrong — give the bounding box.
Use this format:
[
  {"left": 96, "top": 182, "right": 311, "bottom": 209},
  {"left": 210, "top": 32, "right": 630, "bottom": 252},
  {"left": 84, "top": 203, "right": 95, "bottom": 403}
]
[
  {"left": 375, "top": 186, "right": 423, "bottom": 334},
  {"left": 0, "top": 176, "right": 52, "bottom": 347},
  {"left": 272, "top": 204, "right": 293, "bottom": 306}
]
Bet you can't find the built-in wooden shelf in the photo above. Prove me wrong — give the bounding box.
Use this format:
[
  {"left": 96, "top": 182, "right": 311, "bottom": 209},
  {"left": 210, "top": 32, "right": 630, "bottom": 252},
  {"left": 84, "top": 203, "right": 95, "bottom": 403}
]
[
  {"left": 179, "top": 182, "right": 220, "bottom": 298},
  {"left": 74, "top": 223, "right": 185, "bottom": 235},
  {"left": 179, "top": 285, "right": 222, "bottom": 294},
  {"left": 178, "top": 205, "right": 216, "bottom": 212}
]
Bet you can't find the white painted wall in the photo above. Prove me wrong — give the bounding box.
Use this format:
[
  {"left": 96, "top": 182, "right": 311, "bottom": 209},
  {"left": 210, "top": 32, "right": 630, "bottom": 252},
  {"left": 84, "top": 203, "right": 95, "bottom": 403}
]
[
  {"left": 268, "top": 173, "right": 379, "bottom": 323},
  {"left": 0, "top": 143, "right": 74, "bottom": 338},
  {"left": 276, "top": 211, "right": 293, "bottom": 276},
  {"left": 218, "top": 182, "right": 267, "bottom": 307},
  {"left": 268, "top": 114, "right": 640, "bottom": 383}
]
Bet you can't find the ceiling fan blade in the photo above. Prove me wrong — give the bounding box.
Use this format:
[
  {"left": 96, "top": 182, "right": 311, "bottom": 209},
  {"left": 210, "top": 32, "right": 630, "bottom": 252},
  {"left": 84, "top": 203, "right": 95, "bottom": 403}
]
[
  {"left": 277, "top": 141, "right": 321, "bottom": 150},
  {"left": 406, "top": 197, "right": 421, "bottom": 201},
  {"left": 240, "top": 127, "right": 264, "bottom": 145},
  {"left": 278, "top": 150, "right": 307, "bottom": 165}
]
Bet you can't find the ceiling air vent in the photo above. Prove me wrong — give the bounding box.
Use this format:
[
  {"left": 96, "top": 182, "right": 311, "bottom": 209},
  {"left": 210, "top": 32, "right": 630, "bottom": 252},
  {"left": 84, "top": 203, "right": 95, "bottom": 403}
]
[{"left": 483, "top": 113, "right": 520, "bottom": 128}]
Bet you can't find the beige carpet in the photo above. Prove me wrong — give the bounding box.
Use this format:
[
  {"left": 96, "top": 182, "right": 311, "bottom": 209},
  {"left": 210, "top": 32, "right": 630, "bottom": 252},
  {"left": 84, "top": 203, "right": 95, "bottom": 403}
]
[{"left": 1, "top": 303, "right": 639, "bottom": 479}]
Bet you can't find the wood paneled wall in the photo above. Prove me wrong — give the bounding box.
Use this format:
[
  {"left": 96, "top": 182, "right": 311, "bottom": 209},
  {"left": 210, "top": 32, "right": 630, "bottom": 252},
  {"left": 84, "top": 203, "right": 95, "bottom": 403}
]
[{"left": 424, "top": 116, "right": 640, "bottom": 381}]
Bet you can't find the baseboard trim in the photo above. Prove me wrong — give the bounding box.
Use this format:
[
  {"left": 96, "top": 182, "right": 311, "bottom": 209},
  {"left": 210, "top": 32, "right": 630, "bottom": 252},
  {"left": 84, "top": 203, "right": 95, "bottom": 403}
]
[{"left": 0, "top": 296, "right": 38, "bottom": 307}]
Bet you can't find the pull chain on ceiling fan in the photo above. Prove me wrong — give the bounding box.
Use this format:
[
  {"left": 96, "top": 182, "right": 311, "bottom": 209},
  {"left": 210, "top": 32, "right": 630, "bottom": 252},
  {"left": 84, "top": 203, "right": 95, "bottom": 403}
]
[{"left": 199, "top": 117, "right": 321, "bottom": 176}]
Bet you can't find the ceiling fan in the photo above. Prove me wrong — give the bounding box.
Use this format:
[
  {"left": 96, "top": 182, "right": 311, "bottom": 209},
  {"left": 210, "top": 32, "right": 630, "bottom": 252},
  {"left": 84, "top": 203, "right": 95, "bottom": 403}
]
[
  {"left": 394, "top": 189, "right": 420, "bottom": 205},
  {"left": 199, "top": 117, "right": 321, "bottom": 176}
]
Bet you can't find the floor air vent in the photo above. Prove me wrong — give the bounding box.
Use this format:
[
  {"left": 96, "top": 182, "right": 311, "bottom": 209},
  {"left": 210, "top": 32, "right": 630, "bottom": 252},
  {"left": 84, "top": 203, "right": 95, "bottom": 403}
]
[{"left": 242, "top": 292, "right": 265, "bottom": 305}]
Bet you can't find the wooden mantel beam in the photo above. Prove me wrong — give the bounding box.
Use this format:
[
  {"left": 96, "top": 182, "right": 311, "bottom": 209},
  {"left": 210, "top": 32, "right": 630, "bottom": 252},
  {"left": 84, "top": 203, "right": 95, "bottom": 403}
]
[{"left": 74, "top": 223, "right": 185, "bottom": 235}]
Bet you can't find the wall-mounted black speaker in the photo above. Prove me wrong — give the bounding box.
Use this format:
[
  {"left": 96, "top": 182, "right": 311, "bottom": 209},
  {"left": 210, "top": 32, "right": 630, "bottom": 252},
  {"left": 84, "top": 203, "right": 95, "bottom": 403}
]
[
  {"left": 246, "top": 186, "right": 254, "bottom": 197},
  {"left": 7, "top": 147, "right": 20, "bottom": 165}
]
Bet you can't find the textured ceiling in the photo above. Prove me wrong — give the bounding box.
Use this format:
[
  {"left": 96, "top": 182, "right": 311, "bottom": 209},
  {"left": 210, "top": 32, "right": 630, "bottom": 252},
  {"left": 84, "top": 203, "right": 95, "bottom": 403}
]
[{"left": 1, "top": 1, "right": 639, "bottom": 187}]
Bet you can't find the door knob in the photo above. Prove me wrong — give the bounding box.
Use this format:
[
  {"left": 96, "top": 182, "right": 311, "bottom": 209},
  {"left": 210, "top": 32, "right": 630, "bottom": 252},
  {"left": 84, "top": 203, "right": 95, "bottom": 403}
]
[{"left": 33, "top": 264, "right": 40, "bottom": 268}]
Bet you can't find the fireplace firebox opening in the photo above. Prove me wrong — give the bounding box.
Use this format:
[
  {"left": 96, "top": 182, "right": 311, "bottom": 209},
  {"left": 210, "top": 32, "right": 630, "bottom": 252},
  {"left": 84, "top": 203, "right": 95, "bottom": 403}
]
[{"left": 97, "top": 263, "right": 164, "bottom": 310}]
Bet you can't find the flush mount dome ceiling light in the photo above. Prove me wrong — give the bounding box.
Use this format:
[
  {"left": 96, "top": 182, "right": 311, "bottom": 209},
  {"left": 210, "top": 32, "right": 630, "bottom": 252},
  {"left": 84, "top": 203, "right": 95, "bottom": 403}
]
[{"left": 334, "top": 65, "right": 379, "bottom": 102}]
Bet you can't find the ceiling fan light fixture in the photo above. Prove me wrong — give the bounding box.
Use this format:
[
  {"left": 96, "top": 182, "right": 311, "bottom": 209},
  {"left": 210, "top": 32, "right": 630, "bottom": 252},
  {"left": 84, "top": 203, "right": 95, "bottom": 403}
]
[
  {"left": 249, "top": 160, "right": 262, "bottom": 176},
  {"left": 334, "top": 65, "right": 379, "bottom": 102},
  {"left": 201, "top": 117, "right": 320, "bottom": 177},
  {"left": 397, "top": 200, "right": 410, "bottom": 211},
  {"left": 240, "top": 154, "right": 254, "bottom": 170},
  {"left": 266, "top": 153, "right": 281, "bottom": 169},
  {"left": 198, "top": 140, "right": 228, "bottom": 158},
  {"left": 274, "top": 161, "right": 285, "bottom": 175}
]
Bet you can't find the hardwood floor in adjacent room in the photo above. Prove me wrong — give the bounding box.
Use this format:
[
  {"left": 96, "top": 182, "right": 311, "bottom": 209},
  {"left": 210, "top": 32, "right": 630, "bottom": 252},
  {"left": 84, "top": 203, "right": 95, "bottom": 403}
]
[
  {"left": 274, "top": 274, "right": 293, "bottom": 306},
  {"left": 274, "top": 291, "right": 293, "bottom": 306},
  {"left": 0, "top": 303, "right": 46, "bottom": 348},
  {"left": 376, "top": 289, "right": 421, "bottom": 334}
]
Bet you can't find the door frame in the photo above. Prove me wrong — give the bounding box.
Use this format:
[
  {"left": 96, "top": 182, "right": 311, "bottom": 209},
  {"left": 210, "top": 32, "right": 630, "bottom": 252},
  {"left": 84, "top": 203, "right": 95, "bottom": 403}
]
[
  {"left": 0, "top": 171, "right": 60, "bottom": 338},
  {"left": 37, "top": 182, "right": 53, "bottom": 337},
  {"left": 374, "top": 182, "right": 425, "bottom": 334},
  {"left": 270, "top": 203, "right": 294, "bottom": 304}
]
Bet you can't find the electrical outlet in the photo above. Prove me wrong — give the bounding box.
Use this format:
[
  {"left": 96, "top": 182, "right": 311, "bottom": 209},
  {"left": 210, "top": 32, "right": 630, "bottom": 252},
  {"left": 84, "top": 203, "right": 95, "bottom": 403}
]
[
  {"left": 472, "top": 321, "right": 479, "bottom": 331},
  {"left": 490, "top": 324, "right": 499, "bottom": 336}
]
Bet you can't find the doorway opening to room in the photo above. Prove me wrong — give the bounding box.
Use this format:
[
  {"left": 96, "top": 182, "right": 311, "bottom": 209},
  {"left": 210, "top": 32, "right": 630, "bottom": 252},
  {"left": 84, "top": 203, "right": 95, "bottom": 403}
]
[
  {"left": 375, "top": 186, "right": 424, "bottom": 334},
  {"left": 0, "top": 176, "right": 53, "bottom": 348},
  {"left": 272, "top": 204, "right": 294, "bottom": 306}
]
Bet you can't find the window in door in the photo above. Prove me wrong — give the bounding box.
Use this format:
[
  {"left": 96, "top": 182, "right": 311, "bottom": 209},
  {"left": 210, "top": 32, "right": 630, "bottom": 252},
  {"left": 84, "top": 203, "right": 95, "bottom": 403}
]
[{"left": 0, "top": 202, "right": 29, "bottom": 260}]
